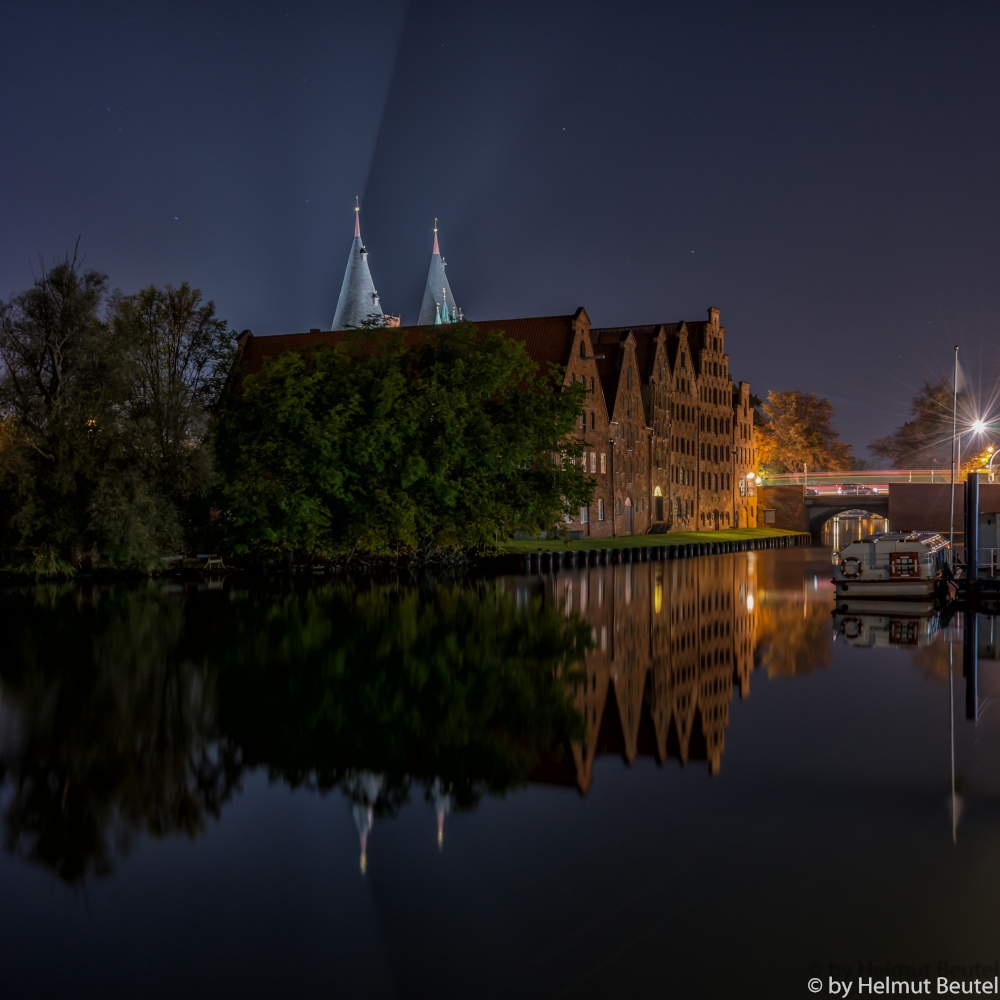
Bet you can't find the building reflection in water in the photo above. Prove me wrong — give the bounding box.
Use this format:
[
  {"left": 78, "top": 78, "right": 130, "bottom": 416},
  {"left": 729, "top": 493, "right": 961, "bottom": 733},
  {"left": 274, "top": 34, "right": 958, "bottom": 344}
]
[
  {"left": 515, "top": 549, "right": 834, "bottom": 792},
  {"left": 0, "top": 551, "right": 839, "bottom": 881}
]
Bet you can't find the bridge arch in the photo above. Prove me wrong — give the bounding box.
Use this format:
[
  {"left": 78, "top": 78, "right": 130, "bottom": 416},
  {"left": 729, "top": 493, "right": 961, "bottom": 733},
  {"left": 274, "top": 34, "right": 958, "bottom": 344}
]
[{"left": 804, "top": 497, "right": 890, "bottom": 541}]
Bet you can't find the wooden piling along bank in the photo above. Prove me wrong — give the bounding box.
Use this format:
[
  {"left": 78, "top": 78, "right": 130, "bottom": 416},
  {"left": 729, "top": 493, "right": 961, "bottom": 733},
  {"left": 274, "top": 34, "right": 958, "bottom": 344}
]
[{"left": 515, "top": 533, "right": 810, "bottom": 574}]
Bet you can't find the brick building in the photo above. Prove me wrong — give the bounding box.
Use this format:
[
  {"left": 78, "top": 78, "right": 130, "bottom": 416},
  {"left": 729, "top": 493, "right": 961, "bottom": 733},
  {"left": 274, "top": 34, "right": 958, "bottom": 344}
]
[{"left": 235, "top": 303, "right": 757, "bottom": 535}]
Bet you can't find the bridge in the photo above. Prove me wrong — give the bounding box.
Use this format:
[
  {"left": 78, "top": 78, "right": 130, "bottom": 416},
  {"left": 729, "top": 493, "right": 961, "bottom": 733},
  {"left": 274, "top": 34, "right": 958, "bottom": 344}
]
[
  {"left": 760, "top": 470, "right": 971, "bottom": 488},
  {"left": 754, "top": 478, "right": 994, "bottom": 541}
]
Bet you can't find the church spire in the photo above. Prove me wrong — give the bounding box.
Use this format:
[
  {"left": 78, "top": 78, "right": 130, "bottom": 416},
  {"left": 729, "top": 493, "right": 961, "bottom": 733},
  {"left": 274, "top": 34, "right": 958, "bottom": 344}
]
[
  {"left": 331, "top": 199, "right": 385, "bottom": 330},
  {"left": 418, "top": 219, "right": 459, "bottom": 326}
]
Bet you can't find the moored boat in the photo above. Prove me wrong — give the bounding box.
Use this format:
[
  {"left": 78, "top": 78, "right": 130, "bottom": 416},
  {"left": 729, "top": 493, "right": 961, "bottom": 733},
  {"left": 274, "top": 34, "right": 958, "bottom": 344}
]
[{"left": 832, "top": 531, "right": 949, "bottom": 599}]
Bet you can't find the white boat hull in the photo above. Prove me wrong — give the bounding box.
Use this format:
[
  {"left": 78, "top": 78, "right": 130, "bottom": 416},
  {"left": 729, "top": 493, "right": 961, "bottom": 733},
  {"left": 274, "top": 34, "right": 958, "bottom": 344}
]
[{"left": 834, "top": 580, "right": 937, "bottom": 598}]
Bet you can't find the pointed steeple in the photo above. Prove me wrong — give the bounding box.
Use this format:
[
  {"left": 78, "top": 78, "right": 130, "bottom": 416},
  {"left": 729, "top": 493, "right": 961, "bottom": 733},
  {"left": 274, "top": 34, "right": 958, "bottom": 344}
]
[
  {"left": 418, "top": 219, "right": 459, "bottom": 326},
  {"left": 331, "top": 199, "right": 385, "bottom": 330}
]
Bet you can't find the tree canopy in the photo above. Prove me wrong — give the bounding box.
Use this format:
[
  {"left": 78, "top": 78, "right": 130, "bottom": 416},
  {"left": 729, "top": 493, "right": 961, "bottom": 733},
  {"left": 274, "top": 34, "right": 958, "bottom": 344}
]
[
  {"left": 755, "top": 389, "right": 853, "bottom": 473},
  {"left": 868, "top": 377, "right": 968, "bottom": 469},
  {"left": 212, "top": 322, "right": 593, "bottom": 558},
  {"left": 0, "top": 252, "right": 232, "bottom": 571}
]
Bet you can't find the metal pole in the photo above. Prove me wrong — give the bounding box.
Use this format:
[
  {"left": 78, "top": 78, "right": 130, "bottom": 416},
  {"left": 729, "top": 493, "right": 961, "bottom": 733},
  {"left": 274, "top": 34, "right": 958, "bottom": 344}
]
[
  {"left": 966, "top": 471, "right": 980, "bottom": 580},
  {"left": 949, "top": 346, "right": 959, "bottom": 564},
  {"left": 965, "top": 611, "right": 979, "bottom": 721},
  {"left": 950, "top": 637, "right": 956, "bottom": 844}
]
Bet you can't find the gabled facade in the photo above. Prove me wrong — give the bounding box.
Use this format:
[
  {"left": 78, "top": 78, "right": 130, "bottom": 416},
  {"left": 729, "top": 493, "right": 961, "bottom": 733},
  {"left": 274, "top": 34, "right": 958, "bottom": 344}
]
[
  {"left": 664, "top": 323, "right": 700, "bottom": 528},
  {"left": 733, "top": 381, "right": 758, "bottom": 528},
  {"left": 586, "top": 307, "right": 755, "bottom": 534}
]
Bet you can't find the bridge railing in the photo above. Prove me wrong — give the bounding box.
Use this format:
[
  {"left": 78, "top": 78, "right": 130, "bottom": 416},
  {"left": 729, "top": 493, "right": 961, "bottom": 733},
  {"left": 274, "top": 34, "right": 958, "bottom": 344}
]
[
  {"left": 982, "top": 550, "right": 1000, "bottom": 578},
  {"left": 761, "top": 470, "right": 982, "bottom": 488}
]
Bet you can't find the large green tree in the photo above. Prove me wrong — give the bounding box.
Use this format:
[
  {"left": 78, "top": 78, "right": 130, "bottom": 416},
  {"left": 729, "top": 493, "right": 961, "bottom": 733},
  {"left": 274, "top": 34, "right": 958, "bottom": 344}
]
[
  {"left": 213, "top": 322, "right": 593, "bottom": 558},
  {"left": 756, "top": 389, "right": 853, "bottom": 473}
]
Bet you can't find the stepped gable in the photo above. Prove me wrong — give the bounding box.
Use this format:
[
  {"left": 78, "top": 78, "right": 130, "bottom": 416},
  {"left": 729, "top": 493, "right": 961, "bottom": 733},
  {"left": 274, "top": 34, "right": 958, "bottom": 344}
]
[
  {"left": 591, "top": 325, "right": 658, "bottom": 426},
  {"left": 331, "top": 201, "right": 385, "bottom": 330},
  {"left": 591, "top": 328, "right": 628, "bottom": 413},
  {"left": 417, "top": 220, "right": 459, "bottom": 326},
  {"left": 663, "top": 322, "right": 688, "bottom": 370},
  {"left": 680, "top": 320, "right": 710, "bottom": 374}
]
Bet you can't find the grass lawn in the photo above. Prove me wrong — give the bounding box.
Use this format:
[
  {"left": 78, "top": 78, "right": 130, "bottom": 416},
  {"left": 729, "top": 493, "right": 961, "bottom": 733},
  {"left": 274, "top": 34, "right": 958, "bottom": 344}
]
[{"left": 503, "top": 527, "right": 808, "bottom": 552}]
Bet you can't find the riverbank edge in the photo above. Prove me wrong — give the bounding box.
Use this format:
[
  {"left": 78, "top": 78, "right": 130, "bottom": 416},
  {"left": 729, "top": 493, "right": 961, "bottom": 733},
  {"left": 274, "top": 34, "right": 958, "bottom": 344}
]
[
  {"left": 0, "top": 529, "right": 810, "bottom": 583},
  {"left": 501, "top": 528, "right": 810, "bottom": 574},
  {"left": 503, "top": 527, "right": 806, "bottom": 552}
]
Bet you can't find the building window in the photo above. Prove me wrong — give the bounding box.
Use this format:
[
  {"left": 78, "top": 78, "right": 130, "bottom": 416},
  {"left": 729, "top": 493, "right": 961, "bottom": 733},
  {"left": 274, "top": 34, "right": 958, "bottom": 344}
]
[
  {"left": 701, "top": 472, "right": 705, "bottom": 489},
  {"left": 616, "top": 498, "right": 623, "bottom": 516},
  {"left": 590, "top": 376, "right": 594, "bottom": 391},
  {"left": 581, "top": 506, "right": 589, "bottom": 523},
  {"left": 598, "top": 498, "right": 605, "bottom": 521},
  {"left": 581, "top": 412, "right": 586, "bottom": 431},
  {"left": 713, "top": 473, "right": 718, "bottom": 490},
  {"left": 590, "top": 451, "right": 597, "bottom": 473},
  {"left": 590, "top": 411, "right": 595, "bottom": 430},
  {"left": 600, "top": 452, "right": 607, "bottom": 473}
]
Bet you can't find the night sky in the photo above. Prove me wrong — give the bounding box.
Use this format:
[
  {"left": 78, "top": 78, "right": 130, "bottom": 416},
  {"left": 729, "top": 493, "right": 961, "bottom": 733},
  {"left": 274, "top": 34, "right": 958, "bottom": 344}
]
[{"left": 3, "top": 1, "right": 999, "bottom": 453}]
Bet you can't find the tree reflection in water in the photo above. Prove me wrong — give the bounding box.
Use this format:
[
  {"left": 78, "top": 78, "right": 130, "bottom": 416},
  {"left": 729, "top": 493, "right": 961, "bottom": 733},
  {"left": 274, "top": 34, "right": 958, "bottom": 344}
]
[
  {"left": 0, "top": 580, "right": 588, "bottom": 881},
  {"left": 0, "top": 551, "right": 833, "bottom": 882},
  {"left": 0, "top": 584, "right": 241, "bottom": 883}
]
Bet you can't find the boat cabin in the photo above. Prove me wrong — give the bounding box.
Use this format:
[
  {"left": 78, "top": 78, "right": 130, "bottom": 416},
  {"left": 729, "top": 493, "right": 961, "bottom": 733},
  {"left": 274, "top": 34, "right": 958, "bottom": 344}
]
[{"left": 833, "top": 531, "right": 949, "bottom": 598}]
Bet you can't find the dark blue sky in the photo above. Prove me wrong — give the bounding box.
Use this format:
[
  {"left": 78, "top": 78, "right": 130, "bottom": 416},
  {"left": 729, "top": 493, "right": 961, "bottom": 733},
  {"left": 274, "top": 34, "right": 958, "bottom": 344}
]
[{"left": 3, "top": 0, "right": 999, "bottom": 452}]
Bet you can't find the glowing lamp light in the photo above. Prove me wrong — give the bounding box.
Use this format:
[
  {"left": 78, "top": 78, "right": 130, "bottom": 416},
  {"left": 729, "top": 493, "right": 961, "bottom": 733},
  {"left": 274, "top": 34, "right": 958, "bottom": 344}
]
[
  {"left": 747, "top": 472, "right": 756, "bottom": 481},
  {"left": 973, "top": 420, "right": 986, "bottom": 433}
]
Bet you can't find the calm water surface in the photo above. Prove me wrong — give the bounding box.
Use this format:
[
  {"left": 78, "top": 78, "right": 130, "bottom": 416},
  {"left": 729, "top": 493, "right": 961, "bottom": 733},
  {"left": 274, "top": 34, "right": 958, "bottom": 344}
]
[{"left": 2, "top": 542, "right": 999, "bottom": 999}]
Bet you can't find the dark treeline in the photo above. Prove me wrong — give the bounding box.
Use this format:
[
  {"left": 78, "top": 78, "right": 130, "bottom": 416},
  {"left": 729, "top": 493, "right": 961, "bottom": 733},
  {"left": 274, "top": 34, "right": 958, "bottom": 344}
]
[
  {"left": 0, "top": 581, "right": 587, "bottom": 882},
  {"left": 0, "top": 252, "right": 591, "bottom": 573},
  {"left": 0, "top": 251, "right": 232, "bottom": 573}
]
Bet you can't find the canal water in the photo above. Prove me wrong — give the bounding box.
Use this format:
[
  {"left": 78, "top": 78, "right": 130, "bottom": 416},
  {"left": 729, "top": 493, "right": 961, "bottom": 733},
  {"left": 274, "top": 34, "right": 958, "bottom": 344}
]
[{"left": 2, "top": 543, "right": 1000, "bottom": 999}]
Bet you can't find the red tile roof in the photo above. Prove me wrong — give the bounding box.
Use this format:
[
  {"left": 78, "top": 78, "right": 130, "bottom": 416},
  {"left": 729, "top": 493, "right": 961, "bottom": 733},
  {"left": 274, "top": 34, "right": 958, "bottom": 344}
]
[{"left": 237, "top": 316, "right": 578, "bottom": 378}]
